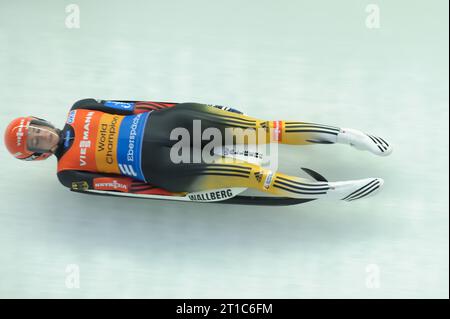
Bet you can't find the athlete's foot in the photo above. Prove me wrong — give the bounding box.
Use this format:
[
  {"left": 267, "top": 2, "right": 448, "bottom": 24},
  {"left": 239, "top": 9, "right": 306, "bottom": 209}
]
[
  {"left": 327, "top": 177, "right": 384, "bottom": 201},
  {"left": 337, "top": 128, "right": 393, "bottom": 156}
]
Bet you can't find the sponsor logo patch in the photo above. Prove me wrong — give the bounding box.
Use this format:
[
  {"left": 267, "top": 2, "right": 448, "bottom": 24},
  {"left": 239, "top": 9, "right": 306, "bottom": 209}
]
[
  {"left": 64, "top": 130, "right": 72, "bottom": 148},
  {"left": 264, "top": 171, "right": 274, "bottom": 189},
  {"left": 272, "top": 121, "right": 282, "bottom": 142},
  {"left": 221, "top": 147, "right": 263, "bottom": 159},
  {"left": 104, "top": 101, "right": 135, "bottom": 111},
  {"left": 188, "top": 189, "right": 234, "bottom": 201},
  {"left": 260, "top": 121, "right": 269, "bottom": 130},
  {"left": 79, "top": 111, "right": 94, "bottom": 166},
  {"left": 67, "top": 110, "right": 77, "bottom": 125},
  {"left": 94, "top": 178, "right": 130, "bottom": 192},
  {"left": 16, "top": 118, "right": 26, "bottom": 146},
  {"left": 96, "top": 115, "right": 120, "bottom": 166},
  {"left": 254, "top": 171, "right": 263, "bottom": 183},
  {"left": 117, "top": 112, "right": 150, "bottom": 181}
]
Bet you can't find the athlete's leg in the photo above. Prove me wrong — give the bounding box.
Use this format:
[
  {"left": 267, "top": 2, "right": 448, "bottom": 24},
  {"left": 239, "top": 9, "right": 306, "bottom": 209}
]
[
  {"left": 151, "top": 103, "right": 392, "bottom": 156},
  {"left": 271, "top": 121, "right": 392, "bottom": 156},
  {"left": 143, "top": 148, "right": 383, "bottom": 202}
]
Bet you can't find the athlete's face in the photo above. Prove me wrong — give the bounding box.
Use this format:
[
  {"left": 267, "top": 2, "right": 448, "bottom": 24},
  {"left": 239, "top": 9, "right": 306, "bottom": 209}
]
[{"left": 27, "top": 124, "right": 60, "bottom": 154}]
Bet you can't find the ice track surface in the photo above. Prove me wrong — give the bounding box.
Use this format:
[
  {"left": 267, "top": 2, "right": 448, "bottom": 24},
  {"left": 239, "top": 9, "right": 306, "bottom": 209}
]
[{"left": 0, "top": 0, "right": 448, "bottom": 298}]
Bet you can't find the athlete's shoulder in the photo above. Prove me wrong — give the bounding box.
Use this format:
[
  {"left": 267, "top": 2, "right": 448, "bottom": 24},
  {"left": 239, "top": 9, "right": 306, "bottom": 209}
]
[{"left": 70, "top": 98, "right": 102, "bottom": 110}]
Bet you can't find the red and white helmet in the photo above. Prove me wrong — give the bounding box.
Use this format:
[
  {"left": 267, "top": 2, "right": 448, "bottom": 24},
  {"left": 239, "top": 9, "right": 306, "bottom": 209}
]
[{"left": 4, "top": 116, "right": 56, "bottom": 161}]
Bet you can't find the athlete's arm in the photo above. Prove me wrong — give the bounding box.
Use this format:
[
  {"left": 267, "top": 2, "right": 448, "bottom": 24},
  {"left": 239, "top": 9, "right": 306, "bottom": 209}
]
[
  {"left": 70, "top": 98, "right": 179, "bottom": 115},
  {"left": 71, "top": 98, "right": 244, "bottom": 115},
  {"left": 57, "top": 169, "right": 154, "bottom": 193}
]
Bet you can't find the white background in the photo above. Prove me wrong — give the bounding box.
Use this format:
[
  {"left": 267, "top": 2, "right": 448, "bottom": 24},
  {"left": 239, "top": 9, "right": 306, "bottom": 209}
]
[{"left": 0, "top": 0, "right": 448, "bottom": 298}]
